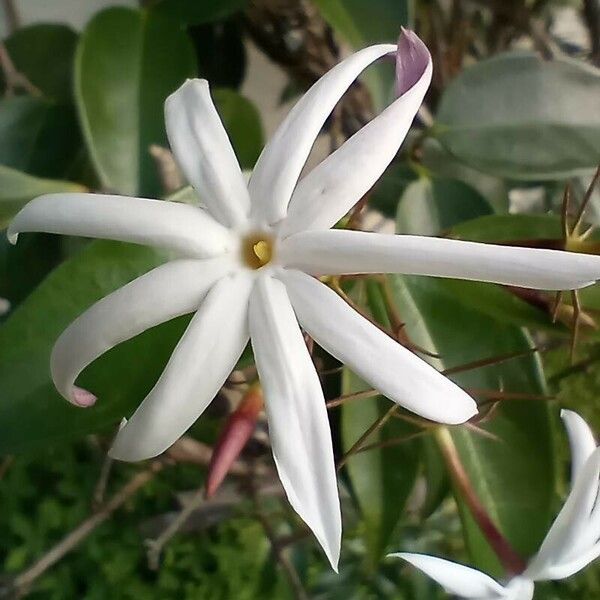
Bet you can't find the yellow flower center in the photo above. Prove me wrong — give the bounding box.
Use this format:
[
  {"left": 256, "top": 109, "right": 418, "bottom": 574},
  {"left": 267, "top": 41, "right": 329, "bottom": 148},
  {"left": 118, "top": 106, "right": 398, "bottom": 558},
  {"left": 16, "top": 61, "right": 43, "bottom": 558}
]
[{"left": 242, "top": 233, "right": 274, "bottom": 269}]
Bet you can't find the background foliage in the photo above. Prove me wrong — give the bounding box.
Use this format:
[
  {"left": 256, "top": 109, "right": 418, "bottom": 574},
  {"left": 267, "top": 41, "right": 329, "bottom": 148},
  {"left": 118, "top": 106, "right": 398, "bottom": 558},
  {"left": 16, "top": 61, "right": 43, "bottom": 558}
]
[{"left": 0, "top": 0, "right": 600, "bottom": 598}]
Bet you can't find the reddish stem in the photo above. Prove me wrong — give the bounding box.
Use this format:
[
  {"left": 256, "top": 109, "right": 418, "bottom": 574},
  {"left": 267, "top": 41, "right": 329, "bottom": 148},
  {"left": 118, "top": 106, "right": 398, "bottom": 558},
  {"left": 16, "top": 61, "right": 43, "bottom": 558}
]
[{"left": 436, "top": 427, "right": 527, "bottom": 575}]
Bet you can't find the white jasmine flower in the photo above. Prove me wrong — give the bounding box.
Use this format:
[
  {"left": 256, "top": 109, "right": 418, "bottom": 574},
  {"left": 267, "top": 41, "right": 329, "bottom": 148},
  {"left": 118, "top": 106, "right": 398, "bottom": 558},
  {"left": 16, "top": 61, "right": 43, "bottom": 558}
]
[
  {"left": 392, "top": 409, "right": 600, "bottom": 598},
  {"left": 8, "top": 30, "right": 600, "bottom": 569}
]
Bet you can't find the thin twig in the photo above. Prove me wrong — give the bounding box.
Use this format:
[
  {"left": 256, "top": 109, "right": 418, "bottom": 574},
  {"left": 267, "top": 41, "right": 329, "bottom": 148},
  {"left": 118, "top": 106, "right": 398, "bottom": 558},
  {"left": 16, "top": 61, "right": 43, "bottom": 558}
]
[
  {"left": 337, "top": 404, "right": 398, "bottom": 470},
  {"left": 146, "top": 487, "right": 206, "bottom": 570},
  {"left": 254, "top": 506, "right": 309, "bottom": 600},
  {"left": 92, "top": 452, "right": 114, "bottom": 509}
]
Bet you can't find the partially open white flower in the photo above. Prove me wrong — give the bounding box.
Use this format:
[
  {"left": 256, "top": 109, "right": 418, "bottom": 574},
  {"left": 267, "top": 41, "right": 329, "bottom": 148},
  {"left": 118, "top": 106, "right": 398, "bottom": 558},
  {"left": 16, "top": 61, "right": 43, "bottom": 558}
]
[
  {"left": 392, "top": 409, "right": 600, "bottom": 598},
  {"left": 8, "top": 30, "right": 600, "bottom": 569}
]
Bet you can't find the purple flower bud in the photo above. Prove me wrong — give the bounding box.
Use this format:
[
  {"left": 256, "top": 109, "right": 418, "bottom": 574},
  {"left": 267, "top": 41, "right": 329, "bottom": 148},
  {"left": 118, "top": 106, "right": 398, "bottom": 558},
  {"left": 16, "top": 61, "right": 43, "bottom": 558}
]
[{"left": 395, "top": 28, "right": 431, "bottom": 96}]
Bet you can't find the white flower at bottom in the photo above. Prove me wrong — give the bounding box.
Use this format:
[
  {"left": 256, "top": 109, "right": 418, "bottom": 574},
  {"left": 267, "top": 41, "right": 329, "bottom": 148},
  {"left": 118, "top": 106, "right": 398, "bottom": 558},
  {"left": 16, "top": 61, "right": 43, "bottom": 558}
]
[
  {"left": 8, "top": 30, "right": 600, "bottom": 569},
  {"left": 392, "top": 410, "right": 600, "bottom": 598}
]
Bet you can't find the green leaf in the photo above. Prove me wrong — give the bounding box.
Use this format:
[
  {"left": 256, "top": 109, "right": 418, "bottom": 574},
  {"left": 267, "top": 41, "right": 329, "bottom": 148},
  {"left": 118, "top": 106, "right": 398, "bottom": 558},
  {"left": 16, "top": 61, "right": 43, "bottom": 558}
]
[
  {"left": 396, "top": 177, "right": 493, "bottom": 236},
  {"left": 341, "top": 304, "right": 419, "bottom": 568},
  {"left": 154, "top": 0, "right": 248, "bottom": 26},
  {"left": 450, "top": 214, "right": 562, "bottom": 243},
  {"left": 340, "top": 279, "right": 419, "bottom": 567},
  {"left": 0, "top": 96, "right": 81, "bottom": 179},
  {"left": 1, "top": 24, "right": 77, "bottom": 102},
  {"left": 0, "top": 240, "right": 181, "bottom": 454},
  {"left": 389, "top": 186, "right": 555, "bottom": 574},
  {"left": 390, "top": 274, "right": 555, "bottom": 575},
  {"left": 436, "top": 52, "right": 600, "bottom": 180},
  {"left": 75, "top": 7, "right": 196, "bottom": 197},
  {"left": 212, "top": 89, "right": 264, "bottom": 169},
  {"left": 0, "top": 164, "right": 85, "bottom": 229},
  {"left": 369, "top": 163, "right": 417, "bottom": 218}
]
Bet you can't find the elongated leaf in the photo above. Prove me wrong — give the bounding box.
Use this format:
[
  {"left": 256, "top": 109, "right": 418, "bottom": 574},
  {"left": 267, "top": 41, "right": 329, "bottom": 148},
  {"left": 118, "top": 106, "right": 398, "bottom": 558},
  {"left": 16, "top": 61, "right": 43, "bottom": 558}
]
[
  {"left": 390, "top": 196, "right": 555, "bottom": 575},
  {"left": 75, "top": 7, "right": 196, "bottom": 197},
  {"left": 436, "top": 52, "right": 600, "bottom": 180},
  {"left": 0, "top": 164, "right": 85, "bottom": 229},
  {"left": 1, "top": 24, "right": 77, "bottom": 102}
]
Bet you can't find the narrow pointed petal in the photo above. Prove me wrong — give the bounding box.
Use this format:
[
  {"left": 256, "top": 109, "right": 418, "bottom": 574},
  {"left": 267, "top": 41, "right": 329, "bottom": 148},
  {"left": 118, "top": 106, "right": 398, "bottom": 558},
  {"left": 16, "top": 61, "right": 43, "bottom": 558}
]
[
  {"left": 51, "top": 257, "right": 231, "bottom": 406},
  {"left": 561, "top": 410, "right": 597, "bottom": 485},
  {"left": 109, "top": 272, "right": 253, "bottom": 461},
  {"left": 541, "top": 541, "right": 600, "bottom": 581},
  {"left": 525, "top": 448, "right": 600, "bottom": 580},
  {"left": 8, "top": 193, "right": 232, "bottom": 258},
  {"left": 249, "top": 44, "right": 396, "bottom": 227},
  {"left": 279, "top": 230, "right": 600, "bottom": 290},
  {"left": 279, "top": 269, "right": 477, "bottom": 425},
  {"left": 391, "top": 553, "right": 508, "bottom": 598},
  {"left": 165, "top": 79, "right": 250, "bottom": 228},
  {"left": 279, "top": 31, "right": 432, "bottom": 237},
  {"left": 249, "top": 274, "right": 341, "bottom": 569}
]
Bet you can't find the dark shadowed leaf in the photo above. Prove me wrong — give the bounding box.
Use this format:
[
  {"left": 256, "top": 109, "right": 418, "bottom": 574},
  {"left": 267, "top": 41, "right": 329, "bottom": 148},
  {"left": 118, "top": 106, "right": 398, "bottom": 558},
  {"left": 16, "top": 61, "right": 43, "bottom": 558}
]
[
  {"left": 213, "top": 89, "right": 264, "bottom": 169},
  {"left": 1, "top": 24, "right": 77, "bottom": 102},
  {"left": 0, "top": 96, "right": 81, "bottom": 179}
]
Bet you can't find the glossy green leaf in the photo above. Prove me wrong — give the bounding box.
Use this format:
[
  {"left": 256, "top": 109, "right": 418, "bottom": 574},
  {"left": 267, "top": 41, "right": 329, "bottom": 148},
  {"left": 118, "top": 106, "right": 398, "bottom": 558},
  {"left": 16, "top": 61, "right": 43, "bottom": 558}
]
[
  {"left": 212, "top": 89, "right": 264, "bottom": 169},
  {"left": 0, "top": 241, "right": 180, "bottom": 454},
  {"left": 0, "top": 96, "right": 81, "bottom": 178},
  {"left": 396, "top": 177, "right": 493, "bottom": 236},
  {"left": 390, "top": 195, "right": 555, "bottom": 574},
  {"left": 1, "top": 24, "right": 77, "bottom": 102},
  {"left": 0, "top": 164, "right": 85, "bottom": 229},
  {"left": 154, "top": 0, "right": 248, "bottom": 25},
  {"left": 389, "top": 274, "right": 554, "bottom": 575},
  {"left": 341, "top": 281, "right": 420, "bottom": 567},
  {"left": 436, "top": 52, "right": 600, "bottom": 180},
  {"left": 75, "top": 7, "right": 196, "bottom": 197}
]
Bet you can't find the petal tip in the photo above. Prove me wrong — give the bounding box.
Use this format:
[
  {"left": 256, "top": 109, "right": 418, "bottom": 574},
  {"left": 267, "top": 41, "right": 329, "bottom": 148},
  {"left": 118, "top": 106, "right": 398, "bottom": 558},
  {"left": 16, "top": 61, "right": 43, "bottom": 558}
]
[
  {"left": 71, "top": 386, "right": 97, "bottom": 408},
  {"left": 7, "top": 228, "right": 18, "bottom": 245},
  {"left": 395, "top": 28, "right": 431, "bottom": 96}
]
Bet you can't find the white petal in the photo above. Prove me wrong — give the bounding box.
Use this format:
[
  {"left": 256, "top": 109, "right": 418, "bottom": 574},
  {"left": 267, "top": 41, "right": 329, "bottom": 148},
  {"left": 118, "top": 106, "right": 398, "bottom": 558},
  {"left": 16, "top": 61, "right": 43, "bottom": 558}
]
[
  {"left": 8, "top": 193, "right": 232, "bottom": 258},
  {"left": 279, "top": 230, "right": 600, "bottom": 290},
  {"left": 541, "top": 540, "right": 600, "bottom": 581},
  {"left": 279, "top": 269, "right": 477, "bottom": 425},
  {"left": 51, "top": 257, "right": 231, "bottom": 406},
  {"left": 561, "top": 409, "right": 597, "bottom": 486},
  {"left": 249, "top": 44, "right": 396, "bottom": 227},
  {"left": 165, "top": 79, "right": 250, "bottom": 228},
  {"left": 249, "top": 274, "right": 341, "bottom": 569},
  {"left": 390, "top": 553, "right": 508, "bottom": 598},
  {"left": 525, "top": 448, "right": 600, "bottom": 580},
  {"left": 109, "top": 271, "right": 253, "bottom": 461},
  {"left": 280, "top": 43, "right": 432, "bottom": 237}
]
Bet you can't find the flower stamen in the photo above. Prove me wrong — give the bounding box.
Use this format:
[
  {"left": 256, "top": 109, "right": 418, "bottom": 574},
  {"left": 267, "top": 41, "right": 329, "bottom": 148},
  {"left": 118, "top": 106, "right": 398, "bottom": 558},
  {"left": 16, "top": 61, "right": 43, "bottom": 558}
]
[{"left": 242, "top": 233, "right": 274, "bottom": 269}]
